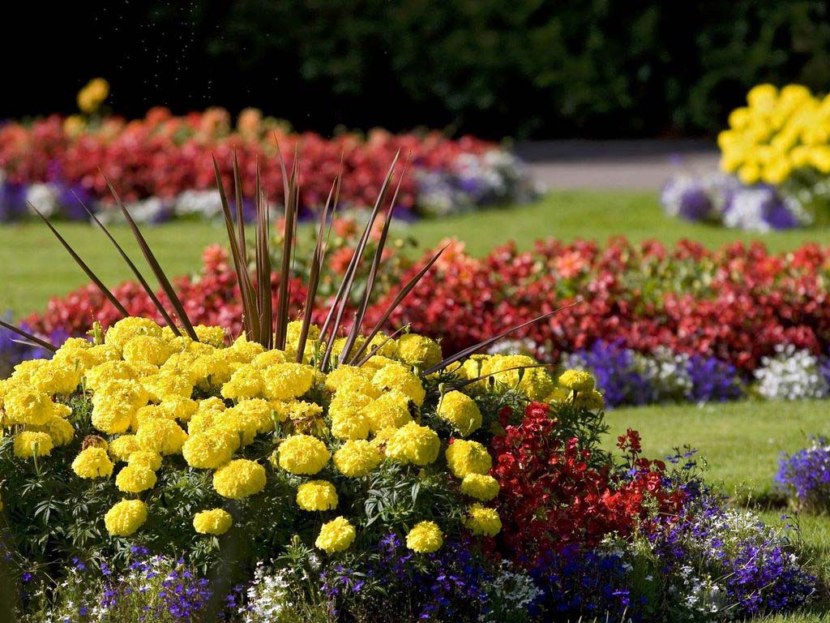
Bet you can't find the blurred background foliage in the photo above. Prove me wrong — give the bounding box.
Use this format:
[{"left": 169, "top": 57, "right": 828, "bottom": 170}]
[{"left": 5, "top": 0, "right": 830, "bottom": 138}]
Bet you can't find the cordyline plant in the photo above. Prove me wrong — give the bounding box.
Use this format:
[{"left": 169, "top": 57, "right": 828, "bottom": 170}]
[{"left": 7, "top": 148, "right": 559, "bottom": 379}]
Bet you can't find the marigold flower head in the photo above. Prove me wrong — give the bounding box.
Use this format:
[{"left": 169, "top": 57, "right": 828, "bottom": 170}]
[
  {"left": 122, "top": 335, "right": 173, "bottom": 366},
  {"left": 32, "top": 416, "right": 75, "bottom": 447},
  {"left": 437, "top": 391, "right": 482, "bottom": 436},
  {"left": 13, "top": 431, "right": 54, "bottom": 459},
  {"left": 460, "top": 473, "right": 500, "bottom": 501},
  {"left": 315, "top": 516, "right": 356, "bottom": 554},
  {"left": 333, "top": 440, "right": 384, "bottom": 477},
  {"left": 363, "top": 390, "right": 412, "bottom": 433},
  {"left": 105, "top": 317, "right": 162, "bottom": 351},
  {"left": 31, "top": 361, "right": 83, "bottom": 395},
  {"left": 71, "top": 447, "right": 114, "bottom": 479},
  {"left": 4, "top": 388, "right": 67, "bottom": 427},
  {"left": 104, "top": 499, "right": 147, "bottom": 537},
  {"left": 194, "top": 325, "right": 227, "bottom": 348},
  {"left": 296, "top": 480, "right": 339, "bottom": 511},
  {"left": 262, "top": 363, "right": 315, "bottom": 401},
  {"left": 213, "top": 459, "right": 267, "bottom": 499},
  {"left": 385, "top": 422, "right": 440, "bottom": 466},
  {"left": 108, "top": 435, "right": 143, "bottom": 461},
  {"left": 558, "top": 369, "right": 595, "bottom": 392},
  {"left": 136, "top": 419, "right": 188, "bottom": 455},
  {"left": 397, "top": 334, "right": 442, "bottom": 369},
  {"left": 221, "top": 366, "right": 264, "bottom": 401},
  {"left": 573, "top": 388, "right": 605, "bottom": 411},
  {"left": 193, "top": 508, "right": 233, "bottom": 535},
  {"left": 406, "top": 521, "right": 443, "bottom": 553},
  {"left": 182, "top": 431, "right": 239, "bottom": 469},
  {"left": 115, "top": 464, "right": 157, "bottom": 493},
  {"left": 127, "top": 450, "right": 163, "bottom": 471},
  {"left": 372, "top": 363, "right": 425, "bottom": 406},
  {"left": 445, "top": 439, "right": 492, "bottom": 478},
  {"left": 278, "top": 434, "right": 330, "bottom": 475},
  {"left": 463, "top": 504, "right": 502, "bottom": 537},
  {"left": 482, "top": 355, "right": 554, "bottom": 400}
]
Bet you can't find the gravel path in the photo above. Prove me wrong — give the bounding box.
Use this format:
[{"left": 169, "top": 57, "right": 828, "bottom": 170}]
[{"left": 515, "top": 140, "right": 719, "bottom": 191}]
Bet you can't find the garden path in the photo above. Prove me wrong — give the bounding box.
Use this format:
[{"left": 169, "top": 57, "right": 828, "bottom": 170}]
[{"left": 517, "top": 140, "right": 719, "bottom": 190}]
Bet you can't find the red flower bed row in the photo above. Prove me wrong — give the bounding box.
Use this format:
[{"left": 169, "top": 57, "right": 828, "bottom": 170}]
[
  {"left": 0, "top": 108, "right": 496, "bottom": 211},
  {"left": 25, "top": 236, "right": 830, "bottom": 374}
]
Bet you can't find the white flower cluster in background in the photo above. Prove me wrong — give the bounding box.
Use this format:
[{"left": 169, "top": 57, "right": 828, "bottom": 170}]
[
  {"left": 635, "top": 348, "right": 694, "bottom": 402},
  {"left": 25, "top": 183, "right": 61, "bottom": 218},
  {"left": 755, "top": 344, "right": 829, "bottom": 400},
  {"left": 478, "top": 562, "right": 543, "bottom": 623},
  {"left": 416, "top": 149, "right": 540, "bottom": 217}
]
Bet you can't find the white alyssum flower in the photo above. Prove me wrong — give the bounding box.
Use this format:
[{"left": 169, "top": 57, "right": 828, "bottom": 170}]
[{"left": 754, "top": 344, "right": 829, "bottom": 400}]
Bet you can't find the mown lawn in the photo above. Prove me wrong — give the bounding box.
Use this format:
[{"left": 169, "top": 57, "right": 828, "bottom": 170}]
[{"left": 3, "top": 190, "right": 830, "bottom": 318}]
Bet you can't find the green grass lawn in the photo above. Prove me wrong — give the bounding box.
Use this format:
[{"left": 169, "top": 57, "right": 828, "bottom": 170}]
[{"left": 3, "top": 190, "right": 830, "bottom": 318}]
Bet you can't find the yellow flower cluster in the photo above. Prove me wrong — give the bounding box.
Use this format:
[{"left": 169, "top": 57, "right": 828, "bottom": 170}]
[
  {"left": 719, "top": 84, "right": 830, "bottom": 185},
  {"left": 2, "top": 317, "right": 577, "bottom": 551},
  {"left": 77, "top": 77, "right": 110, "bottom": 114},
  {"left": 193, "top": 508, "right": 233, "bottom": 535},
  {"left": 406, "top": 521, "right": 444, "bottom": 553}
]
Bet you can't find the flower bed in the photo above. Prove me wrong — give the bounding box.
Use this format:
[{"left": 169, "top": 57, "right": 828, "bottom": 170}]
[
  {"left": 0, "top": 109, "right": 537, "bottom": 222},
  {"left": 14, "top": 235, "right": 830, "bottom": 407},
  {"left": 1, "top": 319, "right": 815, "bottom": 622},
  {"left": 662, "top": 84, "right": 830, "bottom": 231}
]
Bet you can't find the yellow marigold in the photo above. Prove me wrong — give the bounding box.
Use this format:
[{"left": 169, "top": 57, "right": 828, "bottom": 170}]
[
  {"left": 251, "top": 350, "right": 289, "bottom": 369},
  {"left": 104, "top": 499, "right": 147, "bottom": 537},
  {"left": 296, "top": 480, "right": 339, "bottom": 511},
  {"left": 406, "top": 521, "right": 443, "bottom": 553},
  {"left": 336, "top": 376, "right": 381, "bottom": 400},
  {"left": 385, "top": 422, "right": 440, "bottom": 466},
  {"left": 482, "top": 355, "right": 554, "bottom": 400},
  {"left": 333, "top": 440, "right": 384, "bottom": 477},
  {"left": 109, "top": 435, "right": 143, "bottom": 461},
  {"left": 460, "top": 474, "right": 500, "bottom": 501},
  {"left": 115, "top": 464, "right": 157, "bottom": 493},
  {"left": 4, "top": 388, "right": 65, "bottom": 426},
  {"left": 31, "top": 416, "right": 75, "bottom": 447},
  {"left": 71, "top": 447, "right": 114, "bottom": 479},
  {"left": 325, "top": 365, "right": 371, "bottom": 392},
  {"left": 573, "top": 389, "right": 605, "bottom": 411},
  {"left": 31, "top": 362, "right": 82, "bottom": 395},
  {"left": 221, "top": 367, "right": 264, "bottom": 401},
  {"left": 128, "top": 450, "right": 163, "bottom": 471},
  {"left": 182, "top": 431, "right": 239, "bottom": 469},
  {"left": 397, "top": 334, "right": 442, "bottom": 369},
  {"left": 437, "top": 391, "right": 482, "bottom": 436},
  {"left": 330, "top": 412, "right": 371, "bottom": 441},
  {"left": 85, "top": 361, "right": 138, "bottom": 391},
  {"left": 156, "top": 398, "right": 198, "bottom": 422},
  {"left": 224, "top": 336, "right": 266, "bottom": 364},
  {"left": 329, "top": 391, "right": 372, "bottom": 419},
  {"left": 213, "top": 459, "right": 267, "bottom": 499},
  {"left": 363, "top": 391, "right": 412, "bottom": 433},
  {"left": 545, "top": 387, "right": 571, "bottom": 404},
  {"left": 193, "top": 508, "right": 233, "bottom": 535},
  {"left": 367, "top": 332, "right": 399, "bottom": 359},
  {"left": 445, "top": 440, "right": 492, "bottom": 478},
  {"left": 136, "top": 419, "right": 188, "bottom": 455},
  {"left": 189, "top": 354, "right": 232, "bottom": 388},
  {"left": 557, "top": 369, "right": 595, "bottom": 392},
  {"left": 463, "top": 504, "right": 502, "bottom": 537},
  {"left": 262, "top": 363, "right": 315, "bottom": 400},
  {"left": 91, "top": 402, "right": 135, "bottom": 436},
  {"left": 214, "top": 409, "right": 260, "bottom": 446},
  {"left": 278, "top": 434, "right": 330, "bottom": 475},
  {"left": 13, "top": 431, "right": 54, "bottom": 458},
  {"left": 122, "top": 335, "right": 173, "bottom": 366},
  {"left": 230, "top": 399, "right": 277, "bottom": 434},
  {"left": 372, "top": 363, "right": 425, "bottom": 407},
  {"left": 315, "top": 516, "right": 356, "bottom": 554},
  {"left": 142, "top": 372, "right": 193, "bottom": 402},
  {"left": 194, "top": 325, "right": 227, "bottom": 348},
  {"left": 286, "top": 400, "right": 324, "bottom": 426},
  {"left": 105, "top": 318, "right": 162, "bottom": 351}
]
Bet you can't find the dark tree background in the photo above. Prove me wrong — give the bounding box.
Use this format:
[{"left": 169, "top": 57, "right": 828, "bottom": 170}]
[{"left": 2, "top": 0, "right": 829, "bottom": 139}]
